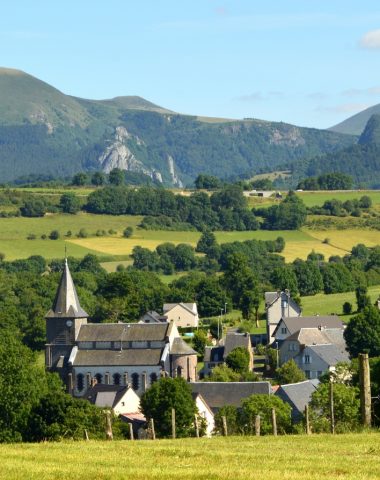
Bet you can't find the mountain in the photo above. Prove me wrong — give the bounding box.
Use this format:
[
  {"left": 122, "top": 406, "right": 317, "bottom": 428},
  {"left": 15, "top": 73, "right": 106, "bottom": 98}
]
[
  {"left": 290, "top": 115, "right": 380, "bottom": 188},
  {"left": 0, "top": 67, "right": 357, "bottom": 185},
  {"left": 329, "top": 103, "right": 380, "bottom": 136}
]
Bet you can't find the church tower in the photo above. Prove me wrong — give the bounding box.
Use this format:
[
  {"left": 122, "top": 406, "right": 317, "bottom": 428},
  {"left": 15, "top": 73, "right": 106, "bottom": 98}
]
[{"left": 45, "top": 259, "right": 88, "bottom": 375}]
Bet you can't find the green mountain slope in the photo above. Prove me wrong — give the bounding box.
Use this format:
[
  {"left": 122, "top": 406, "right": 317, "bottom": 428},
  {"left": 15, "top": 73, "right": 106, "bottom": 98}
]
[
  {"left": 329, "top": 103, "right": 380, "bottom": 136},
  {"left": 0, "top": 67, "right": 357, "bottom": 185}
]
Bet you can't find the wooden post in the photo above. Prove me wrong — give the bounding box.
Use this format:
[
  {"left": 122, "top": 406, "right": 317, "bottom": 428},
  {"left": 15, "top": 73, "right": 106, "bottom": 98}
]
[
  {"left": 194, "top": 415, "right": 200, "bottom": 438},
  {"left": 105, "top": 411, "right": 113, "bottom": 440},
  {"left": 329, "top": 380, "right": 335, "bottom": 434},
  {"left": 171, "top": 408, "right": 176, "bottom": 439},
  {"left": 222, "top": 415, "right": 228, "bottom": 436},
  {"left": 150, "top": 418, "right": 156, "bottom": 440},
  {"left": 84, "top": 429, "right": 89, "bottom": 441},
  {"left": 359, "top": 353, "right": 371, "bottom": 427},
  {"left": 304, "top": 405, "right": 311, "bottom": 435},
  {"left": 129, "top": 423, "right": 134, "bottom": 440},
  {"left": 271, "top": 408, "right": 277, "bottom": 436},
  {"left": 255, "top": 415, "right": 261, "bottom": 436}
]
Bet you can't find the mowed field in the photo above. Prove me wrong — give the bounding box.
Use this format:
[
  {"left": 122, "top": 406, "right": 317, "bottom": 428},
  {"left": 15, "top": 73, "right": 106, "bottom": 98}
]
[{"left": 0, "top": 434, "right": 379, "bottom": 480}]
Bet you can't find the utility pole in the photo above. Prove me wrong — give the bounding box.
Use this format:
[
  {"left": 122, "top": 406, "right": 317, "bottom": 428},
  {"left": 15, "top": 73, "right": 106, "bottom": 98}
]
[{"left": 359, "top": 353, "right": 371, "bottom": 427}]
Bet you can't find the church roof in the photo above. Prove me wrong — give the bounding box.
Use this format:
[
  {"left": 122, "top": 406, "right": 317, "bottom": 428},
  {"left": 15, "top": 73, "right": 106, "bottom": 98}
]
[
  {"left": 76, "top": 322, "right": 172, "bottom": 343},
  {"left": 72, "top": 348, "right": 163, "bottom": 366},
  {"left": 170, "top": 337, "right": 197, "bottom": 355},
  {"left": 45, "top": 259, "right": 89, "bottom": 319}
]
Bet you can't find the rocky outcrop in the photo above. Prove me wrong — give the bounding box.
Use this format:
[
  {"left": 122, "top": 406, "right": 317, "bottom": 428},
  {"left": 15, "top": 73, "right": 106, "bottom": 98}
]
[{"left": 167, "top": 155, "right": 183, "bottom": 188}]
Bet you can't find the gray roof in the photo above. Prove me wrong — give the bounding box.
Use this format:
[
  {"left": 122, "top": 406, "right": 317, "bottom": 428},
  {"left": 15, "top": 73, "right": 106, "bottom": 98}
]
[
  {"left": 84, "top": 385, "right": 130, "bottom": 408},
  {"left": 306, "top": 344, "right": 349, "bottom": 366},
  {"left": 265, "top": 292, "right": 280, "bottom": 307},
  {"left": 163, "top": 303, "right": 197, "bottom": 315},
  {"left": 46, "top": 259, "right": 88, "bottom": 319},
  {"left": 204, "top": 346, "right": 224, "bottom": 363},
  {"left": 76, "top": 322, "right": 171, "bottom": 343},
  {"left": 140, "top": 311, "right": 168, "bottom": 323},
  {"left": 275, "top": 380, "right": 319, "bottom": 419},
  {"left": 285, "top": 327, "right": 345, "bottom": 348},
  {"left": 72, "top": 348, "right": 163, "bottom": 366},
  {"left": 170, "top": 337, "right": 197, "bottom": 355},
  {"left": 274, "top": 315, "right": 342, "bottom": 337},
  {"left": 223, "top": 333, "right": 251, "bottom": 358},
  {"left": 189, "top": 382, "right": 272, "bottom": 411}
]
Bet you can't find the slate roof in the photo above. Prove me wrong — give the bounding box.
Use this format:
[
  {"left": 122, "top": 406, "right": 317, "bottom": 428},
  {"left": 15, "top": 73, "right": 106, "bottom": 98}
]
[
  {"left": 265, "top": 292, "right": 280, "bottom": 307},
  {"left": 76, "top": 322, "right": 171, "bottom": 343},
  {"left": 275, "top": 380, "right": 319, "bottom": 419},
  {"left": 285, "top": 327, "right": 346, "bottom": 347},
  {"left": 273, "top": 315, "right": 342, "bottom": 337},
  {"left": 163, "top": 303, "right": 198, "bottom": 315},
  {"left": 189, "top": 382, "right": 272, "bottom": 411},
  {"left": 305, "top": 344, "right": 349, "bottom": 366},
  {"left": 170, "top": 337, "right": 197, "bottom": 355},
  {"left": 84, "top": 384, "right": 131, "bottom": 409},
  {"left": 139, "top": 311, "right": 168, "bottom": 323},
  {"left": 45, "top": 259, "right": 88, "bottom": 319},
  {"left": 223, "top": 333, "right": 251, "bottom": 358},
  {"left": 204, "top": 346, "right": 224, "bottom": 363},
  {"left": 72, "top": 348, "right": 163, "bottom": 366}
]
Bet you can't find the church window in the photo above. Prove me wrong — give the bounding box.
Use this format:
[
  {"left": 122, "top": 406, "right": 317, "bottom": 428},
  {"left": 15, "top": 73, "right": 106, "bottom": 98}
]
[
  {"left": 176, "top": 366, "right": 183, "bottom": 378},
  {"left": 95, "top": 373, "right": 103, "bottom": 384},
  {"left": 150, "top": 372, "right": 158, "bottom": 384},
  {"left": 113, "top": 373, "right": 121, "bottom": 385},
  {"left": 131, "top": 373, "right": 139, "bottom": 391},
  {"left": 76, "top": 373, "right": 84, "bottom": 392}
]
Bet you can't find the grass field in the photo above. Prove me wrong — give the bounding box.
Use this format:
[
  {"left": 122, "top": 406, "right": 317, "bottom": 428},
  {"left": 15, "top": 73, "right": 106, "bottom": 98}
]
[
  {"left": 298, "top": 190, "right": 380, "bottom": 208},
  {"left": 0, "top": 434, "right": 378, "bottom": 480}
]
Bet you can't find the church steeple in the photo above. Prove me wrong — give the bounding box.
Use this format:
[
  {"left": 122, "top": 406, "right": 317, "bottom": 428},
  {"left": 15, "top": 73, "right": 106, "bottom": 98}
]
[{"left": 46, "top": 258, "right": 88, "bottom": 319}]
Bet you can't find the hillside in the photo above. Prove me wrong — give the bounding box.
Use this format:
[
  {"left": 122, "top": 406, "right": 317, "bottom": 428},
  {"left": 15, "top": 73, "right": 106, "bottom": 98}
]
[
  {"left": 0, "top": 67, "right": 357, "bottom": 185},
  {"left": 329, "top": 103, "right": 380, "bottom": 135}
]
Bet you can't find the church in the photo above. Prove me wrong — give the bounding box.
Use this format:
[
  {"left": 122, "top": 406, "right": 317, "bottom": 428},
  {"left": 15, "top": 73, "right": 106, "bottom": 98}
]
[{"left": 45, "top": 259, "right": 198, "bottom": 397}]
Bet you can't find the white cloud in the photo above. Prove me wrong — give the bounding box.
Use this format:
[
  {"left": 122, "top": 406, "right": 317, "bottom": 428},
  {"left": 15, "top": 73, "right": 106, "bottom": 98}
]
[
  {"left": 316, "top": 103, "right": 371, "bottom": 114},
  {"left": 360, "top": 29, "right": 380, "bottom": 49},
  {"left": 342, "top": 86, "right": 380, "bottom": 96}
]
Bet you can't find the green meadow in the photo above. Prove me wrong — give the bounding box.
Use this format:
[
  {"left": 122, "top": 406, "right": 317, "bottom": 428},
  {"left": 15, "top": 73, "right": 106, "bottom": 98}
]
[{"left": 0, "top": 434, "right": 378, "bottom": 480}]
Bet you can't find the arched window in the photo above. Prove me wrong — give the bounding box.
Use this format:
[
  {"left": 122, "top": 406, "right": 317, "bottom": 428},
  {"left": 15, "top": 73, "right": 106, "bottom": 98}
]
[
  {"left": 76, "top": 373, "right": 84, "bottom": 392},
  {"left": 95, "top": 373, "right": 103, "bottom": 384},
  {"left": 131, "top": 373, "right": 139, "bottom": 391},
  {"left": 176, "top": 366, "right": 183, "bottom": 378},
  {"left": 150, "top": 372, "right": 158, "bottom": 385},
  {"left": 113, "top": 373, "right": 121, "bottom": 385}
]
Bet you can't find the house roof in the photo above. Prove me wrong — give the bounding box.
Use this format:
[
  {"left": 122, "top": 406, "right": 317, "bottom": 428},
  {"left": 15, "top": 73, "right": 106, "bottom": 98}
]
[
  {"left": 163, "top": 303, "right": 197, "bottom": 315},
  {"left": 84, "top": 384, "right": 132, "bottom": 409},
  {"left": 72, "top": 348, "right": 163, "bottom": 366},
  {"left": 170, "top": 337, "right": 197, "bottom": 355},
  {"left": 273, "top": 315, "right": 342, "bottom": 337},
  {"left": 305, "top": 344, "right": 349, "bottom": 366},
  {"left": 223, "top": 333, "right": 251, "bottom": 358},
  {"left": 204, "top": 346, "right": 224, "bottom": 363},
  {"left": 45, "top": 259, "right": 88, "bottom": 319},
  {"left": 284, "top": 328, "right": 334, "bottom": 345},
  {"left": 139, "top": 311, "right": 168, "bottom": 323},
  {"left": 189, "top": 381, "right": 272, "bottom": 411},
  {"left": 76, "top": 322, "right": 171, "bottom": 343},
  {"left": 275, "top": 380, "right": 319, "bottom": 416},
  {"left": 265, "top": 292, "right": 280, "bottom": 307}
]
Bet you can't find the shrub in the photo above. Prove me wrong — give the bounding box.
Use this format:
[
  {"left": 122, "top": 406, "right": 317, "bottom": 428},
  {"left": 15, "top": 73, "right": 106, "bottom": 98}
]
[
  {"left": 342, "top": 302, "right": 352, "bottom": 315},
  {"left": 77, "top": 228, "right": 88, "bottom": 238},
  {"left": 123, "top": 226, "right": 134, "bottom": 238},
  {"left": 41, "top": 234, "right": 47, "bottom": 240},
  {"left": 27, "top": 233, "right": 36, "bottom": 240},
  {"left": 49, "top": 230, "right": 60, "bottom": 240}
]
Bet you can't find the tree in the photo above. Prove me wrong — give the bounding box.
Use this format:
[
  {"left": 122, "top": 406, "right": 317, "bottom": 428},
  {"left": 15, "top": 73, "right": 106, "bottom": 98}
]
[
  {"left": 310, "top": 382, "right": 360, "bottom": 432},
  {"left": 49, "top": 230, "right": 60, "bottom": 240},
  {"left": 59, "top": 193, "right": 81, "bottom": 214},
  {"left": 192, "top": 330, "right": 211, "bottom": 356},
  {"left": 293, "top": 259, "right": 323, "bottom": 296},
  {"left": 344, "top": 305, "right": 380, "bottom": 357},
  {"left": 275, "top": 359, "right": 306, "bottom": 384},
  {"left": 342, "top": 302, "right": 352, "bottom": 315},
  {"left": 240, "top": 394, "right": 292, "bottom": 434},
  {"left": 20, "top": 199, "right": 46, "bottom": 217},
  {"left": 195, "top": 230, "right": 219, "bottom": 257},
  {"left": 355, "top": 285, "right": 371, "bottom": 312},
  {"left": 109, "top": 168, "right": 125, "bottom": 186},
  {"left": 140, "top": 377, "right": 197, "bottom": 438},
  {"left": 262, "top": 191, "right": 307, "bottom": 230},
  {"left": 225, "top": 347, "right": 250, "bottom": 374},
  {"left": 91, "top": 171, "right": 106, "bottom": 186},
  {"left": 322, "top": 263, "right": 353, "bottom": 294},
  {"left": 207, "top": 364, "right": 240, "bottom": 382},
  {"left": 72, "top": 172, "right": 88, "bottom": 186},
  {"left": 194, "top": 174, "right": 222, "bottom": 190},
  {"left": 214, "top": 405, "right": 241, "bottom": 435},
  {"left": 123, "top": 226, "right": 134, "bottom": 238},
  {"left": 270, "top": 265, "right": 298, "bottom": 295}
]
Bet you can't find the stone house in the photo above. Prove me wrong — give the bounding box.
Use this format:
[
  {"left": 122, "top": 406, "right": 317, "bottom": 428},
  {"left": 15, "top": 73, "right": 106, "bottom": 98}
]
[
  {"left": 138, "top": 311, "right": 168, "bottom": 324},
  {"left": 45, "top": 260, "right": 198, "bottom": 397},
  {"left": 265, "top": 291, "right": 301, "bottom": 344},
  {"left": 275, "top": 379, "right": 319, "bottom": 421},
  {"left": 83, "top": 384, "right": 141, "bottom": 416},
  {"left": 163, "top": 302, "right": 199, "bottom": 328}
]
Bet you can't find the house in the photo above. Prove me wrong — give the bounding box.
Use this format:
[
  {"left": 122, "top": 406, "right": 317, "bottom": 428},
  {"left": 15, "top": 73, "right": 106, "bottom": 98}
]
[
  {"left": 45, "top": 259, "right": 198, "bottom": 397},
  {"left": 192, "top": 392, "right": 215, "bottom": 436},
  {"left": 279, "top": 327, "right": 349, "bottom": 379},
  {"left": 138, "top": 311, "right": 168, "bottom": 324},
  {"left": 275, "top": 379, "right": 319, "bottom": 421},
  {"left": 163, "top": 302, "right": 199, "bottom": 328},
  {"left": 265, "top": 291, "right": 301, "bottom": 344},
  {"left": 189, "top": 381, "right": 272, "bottom": 413},
  {"left": 83, "top": 384, "right": 141, "bottom": 415},
  {"left": 203, "top": 332, "right": 253, "bottom": 376}
]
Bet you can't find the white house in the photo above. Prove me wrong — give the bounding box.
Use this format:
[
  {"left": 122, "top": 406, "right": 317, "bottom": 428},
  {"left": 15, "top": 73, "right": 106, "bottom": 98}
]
[
  {"left": 84, "top": 384, "right": 141, "bottom": 416},
  {"left": 265, "top": 291, "right": 301, "bottom": 344},
  {"left": 163, "top": 303, "right": 199, "bottom": 328}
]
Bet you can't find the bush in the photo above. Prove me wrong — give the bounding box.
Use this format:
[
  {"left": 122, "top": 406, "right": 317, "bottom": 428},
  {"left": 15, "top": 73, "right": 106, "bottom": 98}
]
[
  {"left": 41, "top": 234, "right": 47, "bottom": 240},
  {"left": 96, "top": 229, "right": 107, "bottom": 237},
  {"left": 342, "top": 302, "right": 352, "bottom": 315},
  {"left": 27, "top": 233, "right": 36, "bottom": 240},
  {"left": 77, "top": 228, "right": 88, "bottom": 238},
  {"left": 49, "top": 230, "right": 60, "bottom": 240},
  {"left": 123, "top": 226, "right": 134, "bottom": 238}
]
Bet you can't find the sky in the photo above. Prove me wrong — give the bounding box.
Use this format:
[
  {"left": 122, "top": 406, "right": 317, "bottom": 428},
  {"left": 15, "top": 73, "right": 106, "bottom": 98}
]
[{"left": 1, "top": 0, "right": 380, "bottom": 129}]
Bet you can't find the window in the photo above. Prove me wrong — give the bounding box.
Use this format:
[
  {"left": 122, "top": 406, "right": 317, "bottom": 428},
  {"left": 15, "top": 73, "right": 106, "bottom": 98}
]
[
  {"left": 113, "top": 373, "right": 121, "bottom": 385},
  {"left": 150, "top": 372, "right": 158, "bottom": 384},
  {"left": 304, "top": 355, "right": 311, "bottom": 364},
  {"left": 281, "top": 327, "right": 287, "bottom": 334},
  {"left": 305, "top": 370, "right": 311, "bottom": 379},
  {"left": 95, "top": 373, "right": 103, "bottom": 384},
  {"left": 177, "top": 366, "right": 183, "bottom": 378},
  {"left": 76, "top": 373, "right": 84, "bottom": 392},
  {"left": 131, "top": 373, "right": 139, "bottom": 391}
]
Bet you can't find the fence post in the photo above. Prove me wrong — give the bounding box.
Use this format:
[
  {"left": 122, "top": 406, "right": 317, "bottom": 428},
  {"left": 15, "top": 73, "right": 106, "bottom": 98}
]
[
  {"left": 194, "top": 415, "right": 200, "bottom": 438},
  {"left": 329, "top": 380, "right": 335, "bottom": 434},
  {"left": 304, "top": 405, "right": 311, "bottom": 435},
  {"left": 129, "top": 423, "right": 134, "bottom": 440},
  {"left": 105, "top": 411, "right": 113, "bottom": 440},
  {"left": 359, "top": 353, "right": 372, "bottom": 427},
  {"left": 150, "top": 418, "right": 156, "bottom": 440},
  {"left": 84, "top": 429, "right": 89, "bottom": 441},
  {"left": 271, "top": 408, "right": 277, "bottom": 436},
  {"left": 172, "top": 408, "right": 176, "bottom": 439},
  {"left": 222, "top": 415, "right": 228, "bottom": 436},
  {"left": 255, "top": 415, "right": 261, "bottom": 436}
]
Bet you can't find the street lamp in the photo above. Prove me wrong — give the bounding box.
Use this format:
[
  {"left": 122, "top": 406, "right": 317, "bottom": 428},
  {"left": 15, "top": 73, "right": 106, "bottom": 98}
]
[{"left": 275, "top": 341, "right": 279, "bottom": 369}]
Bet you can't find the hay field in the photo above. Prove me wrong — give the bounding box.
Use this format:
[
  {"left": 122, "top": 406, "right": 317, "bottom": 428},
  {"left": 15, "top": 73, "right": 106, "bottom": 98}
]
[{"left": 0, "top": 434, "right": 378, "bottom": 480}]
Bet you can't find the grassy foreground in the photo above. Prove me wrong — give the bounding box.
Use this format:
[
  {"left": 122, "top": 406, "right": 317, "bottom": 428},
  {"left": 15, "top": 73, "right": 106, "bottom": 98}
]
[{"left": 0, "top": 434, "right": 379, "bottom": 480}]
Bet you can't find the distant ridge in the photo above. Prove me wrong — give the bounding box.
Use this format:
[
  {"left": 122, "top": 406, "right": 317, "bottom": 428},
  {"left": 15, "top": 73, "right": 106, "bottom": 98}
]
[{"left": 329, "top": 103, "right": 380, "bottom": 136}]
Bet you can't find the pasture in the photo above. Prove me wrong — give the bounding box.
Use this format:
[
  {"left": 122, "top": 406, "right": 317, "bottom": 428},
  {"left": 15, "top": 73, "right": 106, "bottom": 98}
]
[{"left": 0, "top": 434, "right": 378, "bottom": 480}]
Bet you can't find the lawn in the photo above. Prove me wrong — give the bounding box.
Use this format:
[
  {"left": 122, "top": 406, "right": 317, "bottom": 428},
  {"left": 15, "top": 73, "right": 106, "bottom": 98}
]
[
  {"left": 0, "top": 434, "right": 378, "bottom": 480},
  {"left": 297, "top": 190, "right": 380, "bottom": 208}
]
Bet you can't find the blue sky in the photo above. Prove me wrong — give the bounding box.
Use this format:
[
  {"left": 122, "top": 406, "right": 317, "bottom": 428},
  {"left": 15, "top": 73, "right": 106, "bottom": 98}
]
[{"left": 2, "top": 0, "right": 380, "bottom": 128}]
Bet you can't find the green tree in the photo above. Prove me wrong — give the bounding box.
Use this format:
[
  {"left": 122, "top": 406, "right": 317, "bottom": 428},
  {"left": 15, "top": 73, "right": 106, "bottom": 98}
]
[
  {"left": 263, "top": 191, "right": 307, "bottom": 230},
  {"left": 275, "top": 359, "right": 306, "bottom": 384},
  {"left": 59, "top": 193, "right": 81, "bottom": 214},
  {"left": 192, "top": 330, "right": 211, "bottom": 356},
  {"left": 91, "top": 171, "right": 106, "bottom": 186},
  {"left": 20, "top": 199, "right": 46, "bottom": 217},
  {"left": 322, "top": 263, "right": 353, "bottom": 294},
  {"left": 195, "top": 230, "right": 220, "bottom": 258},
  {"left": 293, "top": 259, "right": 323, "bottom": 296},
  {"left": 240, "top": 394, "right": 292, "bottom": 435},
  {"left": 140, "top": 377, "right": 197, "bottom": 438},
  {"left": 72, "top": 172, "right": 88, "bottom": 186},
  {"left": 342, "top": 302, "right": 352, "bottom": 315},
  {"left": 109, "top": 168, "right": 125, "bottom": 186},
  {"left": 214, "top": 405, "right": 241, "bottom": 435},
  {"left": 270, "top": 265, "right": 299, "bottom": 295},
  {"left": 123, "top": 226, "right": 134, "bottom": 238},
  {"left": 225, "top": 347, "right": 250, "bottom": 374},
  {"left": 344, "top": 305, "right": 380, "bottom": 357},
  {"left": 355, "top": 285, "right": 371, "bottom": 312},
  {"left": 49, "top": 230, "right": 60, "bottom": 240},
  {"left": 207, "top": 364, "right": 241, "bottom": 382}
]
